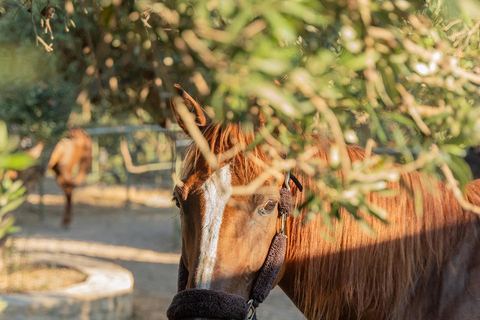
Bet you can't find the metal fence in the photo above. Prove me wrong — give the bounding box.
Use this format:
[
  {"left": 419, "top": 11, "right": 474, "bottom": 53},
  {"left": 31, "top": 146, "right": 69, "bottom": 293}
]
[{"left": 83, "top": 124, "right": 190, "bottom": 207}]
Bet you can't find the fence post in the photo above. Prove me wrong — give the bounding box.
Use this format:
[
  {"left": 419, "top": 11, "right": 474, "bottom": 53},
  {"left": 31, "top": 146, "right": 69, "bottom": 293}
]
[
  {"left": 171, "top": 132, "right": 182, "bottom": 249},
  {"left": 125, "top": 170, "right": 131, "bottom": 211},
  {"left": 38, "top": 175, "right": 45, "bottom": 221},
  {"left": 124, "top": 132, "right": 132, "bottom": 211},
  {"left": 91, "top": 136, "right": 100, "bottom": 183}
]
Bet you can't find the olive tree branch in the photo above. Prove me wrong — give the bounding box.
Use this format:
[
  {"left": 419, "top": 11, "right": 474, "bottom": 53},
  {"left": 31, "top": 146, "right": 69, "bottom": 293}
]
[
  {"left": 293, "top": 72, "right": 352, "bottom": 177},
  {"left": 172, "top": 96, "right": 218, "bottom": 171},
  {"left": 440, "top": 161, "right": 480, "bottom": 215}
]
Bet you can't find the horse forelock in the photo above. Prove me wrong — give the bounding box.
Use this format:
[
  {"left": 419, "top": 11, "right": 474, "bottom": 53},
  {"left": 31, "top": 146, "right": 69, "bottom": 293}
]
[
  {"left": 181, "top": 122, "right": 270, "bottom": 183},
  {"left": 180, "top": 122, "right": 480, "bottom": 319}
]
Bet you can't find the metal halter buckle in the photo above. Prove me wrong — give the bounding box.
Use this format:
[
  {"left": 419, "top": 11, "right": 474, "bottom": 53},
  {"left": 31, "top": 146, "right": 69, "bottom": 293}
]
[
  {"left": 280, "top": 211, "right": 287, "bottom": 234},
  {"left": 284, "top": 171, "right": 291, "bottom": 191},
  {"left": 246, "top": 299, "right": 257, "bottom": 320}
]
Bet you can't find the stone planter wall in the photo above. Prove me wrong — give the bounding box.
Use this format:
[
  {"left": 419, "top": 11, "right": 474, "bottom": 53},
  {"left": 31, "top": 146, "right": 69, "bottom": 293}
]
[{"left": 0, "top": 252, "right": 134, "bottom": 320}]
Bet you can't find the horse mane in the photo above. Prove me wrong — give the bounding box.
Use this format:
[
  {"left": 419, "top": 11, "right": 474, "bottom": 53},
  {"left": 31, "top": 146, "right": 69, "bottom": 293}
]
[
  {"left": 288, "top": 145, "right": 480, "bottom": 319},
  {"left": 182, "top": 122, "right": 480, "bottom": 319}
]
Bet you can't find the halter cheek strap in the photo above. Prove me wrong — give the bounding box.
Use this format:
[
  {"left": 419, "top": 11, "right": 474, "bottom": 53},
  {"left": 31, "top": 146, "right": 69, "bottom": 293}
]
[
  {"left": 249, "top": 233, "right": 287, "bottom": 308},
  {"left": 167, "top": 173, "right": 302, "bottom": 320}
]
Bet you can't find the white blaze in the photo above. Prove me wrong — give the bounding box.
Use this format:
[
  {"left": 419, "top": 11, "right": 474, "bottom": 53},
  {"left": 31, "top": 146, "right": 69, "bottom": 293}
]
[{"left": 195, "top": 165, "right": 232, "bottom": 289}]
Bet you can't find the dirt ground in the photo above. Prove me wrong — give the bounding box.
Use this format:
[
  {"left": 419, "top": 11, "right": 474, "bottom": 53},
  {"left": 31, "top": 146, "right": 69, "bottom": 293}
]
[
  {"left": 0, "top": 258, "right": 87, "bottom": 293},
  {"left": 12, "top": 177, "right": 305, "bottom": 320}
]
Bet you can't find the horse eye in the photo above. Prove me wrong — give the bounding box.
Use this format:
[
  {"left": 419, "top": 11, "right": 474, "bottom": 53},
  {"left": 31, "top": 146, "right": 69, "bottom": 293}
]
[
  {"left": 172, "top": 196, "right": 180, "bottom": 208},
  {"left": 262, "top": 200, "right": 277, "bottom": 213}
]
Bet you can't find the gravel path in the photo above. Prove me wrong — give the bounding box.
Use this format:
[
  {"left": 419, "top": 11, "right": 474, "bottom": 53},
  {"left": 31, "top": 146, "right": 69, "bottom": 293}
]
[{"left": 13, "top": 179, "right": 305, "bottom": 320}]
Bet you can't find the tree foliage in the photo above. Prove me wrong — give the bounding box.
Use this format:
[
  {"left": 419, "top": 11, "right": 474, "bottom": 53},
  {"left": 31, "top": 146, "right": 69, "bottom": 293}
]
[{"left": 2, "top": 0, "right": 480, "bottom": 225}]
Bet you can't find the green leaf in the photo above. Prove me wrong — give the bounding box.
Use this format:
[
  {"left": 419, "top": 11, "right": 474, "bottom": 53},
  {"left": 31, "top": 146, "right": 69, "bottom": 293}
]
[
  {"left": 341, "top": 51, "right": 381, "bottom": 71},
  {"left": 225, "top": 8, "right": 253, "bottom": 39},
  {"left": 413, "top": 185, "right": 424, "bottom": 217},
  {"left": 363, "top": 202, "right": 389, "bottom": 224},
  {"left": 6, "top": 225, "right": 21, "bottom": 235},
  {"left": 6, "top": 184, "right": 26, "bottom": 203},
  {"left": 0, "top": 121, "right": 7, "bottom": 152},
  {"left": 250, "top": 58, "right": 291, "bottom": 76},
  {"left": 358, "top": 219, "right": 376, "bottom": 236},
  {"left": 4, "top": 180, "right": 24, "bottom": 196},
  {"left": 447, "top": 155, "right": 473, "bottom": 190},
  {"left": 310, "top": 50, "right": 335, "bottom": 75},
  {"left": 0, "top": 298, "right": 7, "bottom": 313},
  {"left": 279, "top": 1, "right": 329, "bottom": 26},
  {"left": 263, "top": 10, "right": 297, "bottom": 43},
  {"left": 329, "top": 201, "right": 341, "bottom": 220},
  {"left": 249, "top": 82, "right": 302, "bottom": 118},
  {"left": 457, "top": 0, "right": 480, "bottom": 19},
  {"left": 0, "top": 195, "right": 26, "bottom": 216},
  {"left": 101, "top": 4, "right": 115, "bottom": 26},
  {"left": 424, "top": 112, "right": 451, "bottom": 125},
  {"left": 0, "top": 154, "right": 36, "bottom": 170},
  {"left": 218, "top": 0, "right": 236, "bottom": 17},
  {"left": 365, "top": 104, "right": 388, "bottom": 144},
  {"left": 389, "top": 113, "right": 417, "bottom": 129},
  {"left": 0, "top": 215, "right": 15, "bottom": 239},
  {"left": 442, "top": 144, "right": 467, "bottom": 157}
]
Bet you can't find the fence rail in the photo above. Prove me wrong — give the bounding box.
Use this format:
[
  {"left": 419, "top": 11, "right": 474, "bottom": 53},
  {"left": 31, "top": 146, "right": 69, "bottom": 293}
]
[{"left": 83, "top": 125, "right": 190, "bottom": 208}]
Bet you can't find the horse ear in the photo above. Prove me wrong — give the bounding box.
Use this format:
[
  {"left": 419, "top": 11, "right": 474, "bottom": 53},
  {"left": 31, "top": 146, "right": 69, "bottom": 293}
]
[{"left": 171, "top": 84, "right": 209, "bottom": 135}]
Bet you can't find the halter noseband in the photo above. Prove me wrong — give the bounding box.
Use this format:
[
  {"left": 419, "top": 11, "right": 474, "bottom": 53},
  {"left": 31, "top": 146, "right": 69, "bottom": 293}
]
[{"left": 167, "top": 172, "right": 302, "bottom": 320}]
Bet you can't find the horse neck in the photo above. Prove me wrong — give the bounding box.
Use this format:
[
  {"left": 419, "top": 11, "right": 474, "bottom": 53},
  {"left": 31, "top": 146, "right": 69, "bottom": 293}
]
[{"left": 278, "top": 172, "right": 480, "bottom": 320}]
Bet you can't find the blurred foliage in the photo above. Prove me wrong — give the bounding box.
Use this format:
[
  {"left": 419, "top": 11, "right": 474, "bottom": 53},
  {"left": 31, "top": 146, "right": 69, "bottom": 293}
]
[
  {"left": 0, "top": 25, "right": 76, "bottom": 144},
  {"left": 0, "top": 122, "right": 32, "bottom": 314},
  {"left": 0, "top": 121, "right": 35, "bottom": 239},
  {"left": 0, "top": 299, "right": 6, "bottom": 314},
  {"left": 1, "top": 0, "right": 480, "bottom": 224}
]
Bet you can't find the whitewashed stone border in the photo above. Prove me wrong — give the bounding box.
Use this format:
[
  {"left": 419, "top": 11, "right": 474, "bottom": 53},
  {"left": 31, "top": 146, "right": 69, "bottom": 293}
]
[{"left": 0, "top": 252, "right": 134, "bottom": 320}]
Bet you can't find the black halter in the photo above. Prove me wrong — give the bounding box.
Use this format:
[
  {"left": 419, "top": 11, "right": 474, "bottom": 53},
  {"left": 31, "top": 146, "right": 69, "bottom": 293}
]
[{"left": 167, "top": 173, "right": 302, "bottom": 320}]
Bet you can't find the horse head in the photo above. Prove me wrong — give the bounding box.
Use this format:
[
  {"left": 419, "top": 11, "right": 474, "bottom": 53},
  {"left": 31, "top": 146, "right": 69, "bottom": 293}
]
[
  {"left": 167, "top": 85, "right": 293, "bottom": 320},
  {"left": 166, "top": 85, "right": 480, "bottom": 320}
]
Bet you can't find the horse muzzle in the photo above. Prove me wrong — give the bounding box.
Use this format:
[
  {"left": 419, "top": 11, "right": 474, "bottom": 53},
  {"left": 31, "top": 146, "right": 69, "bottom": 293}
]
[
  {"left": 166, "top": 288, "right": 252, "bottom": 320},
  {"left": 167, "top": 233, "right": 287, "bottom": 320}
]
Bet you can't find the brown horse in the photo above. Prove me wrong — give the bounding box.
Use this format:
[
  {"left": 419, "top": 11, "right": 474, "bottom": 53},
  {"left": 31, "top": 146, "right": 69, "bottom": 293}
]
[
  {"left": 48, "top": 128, "right": 92, "bottom": 228},
  {"left": 168, "top": 86, "right": 480, "bottom": 320}
]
